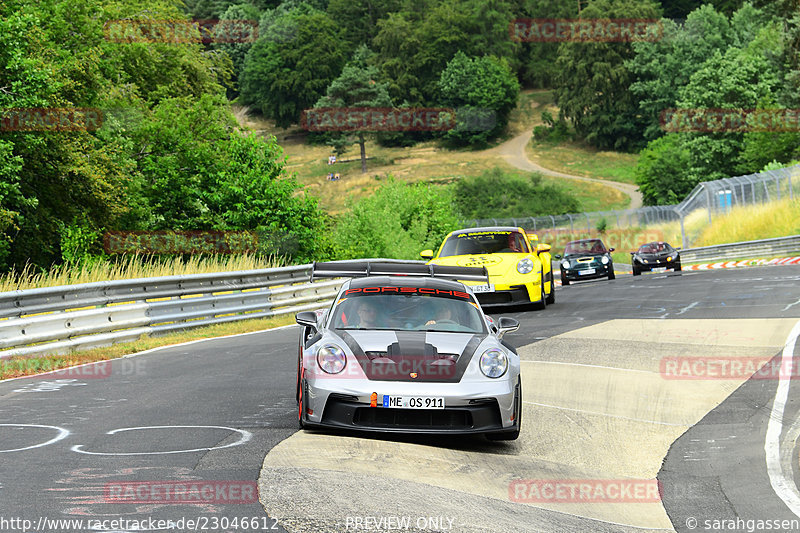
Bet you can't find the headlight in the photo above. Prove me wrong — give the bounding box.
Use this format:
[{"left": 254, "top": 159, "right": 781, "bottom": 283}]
[
  {"left": 480, "top": 348, "right": 508, "bottom": 378},
  {"left": 516, "top": 257, "right": 534, "bottom": 274},
  {"left": 561, "top": 260, "right": 570, "bottom": 269},
  {"left": 601, "top": 256, "right": 610, "bottom": 264},
  {"left": 666, "top": 256, "right": 672, "bottom": 261},
  {"left": 317, "top": 344, "right": 346, "bottom": 374}
]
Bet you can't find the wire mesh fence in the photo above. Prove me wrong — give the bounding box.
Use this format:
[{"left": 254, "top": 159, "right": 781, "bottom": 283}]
[{"left": 463, "top": 165, "right": 800, "bottom": 251}]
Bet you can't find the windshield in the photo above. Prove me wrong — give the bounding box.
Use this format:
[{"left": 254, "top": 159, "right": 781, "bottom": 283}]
[
  {"left": 564, "top": 239, "right": 607, "bottom": 255},
  {"left": 439, "top": 231, "right": 529, "bottom": 257},
  {"left": 330, "top": 290, "right": 485, "bottom": 334},
  {"left": 639, "top": 242, "right": 672, "bottom": 254}
]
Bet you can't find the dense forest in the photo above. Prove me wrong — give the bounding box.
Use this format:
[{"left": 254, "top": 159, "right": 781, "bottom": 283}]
[{"left": 1, "top": 0, "right": 798, "bottom": 271}]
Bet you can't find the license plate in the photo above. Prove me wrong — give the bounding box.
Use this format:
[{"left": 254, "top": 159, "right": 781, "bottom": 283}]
[
  {"left": 652, "top": 267, "right": 667, "bottom": 272},
  {"left": 578, "top": 268, "right": 596, "bottom": 275},
  {"left": 382, "top": 395, "right": 445, "bottom": 409},
  {"left": 471, "top": 284, "right": 495, "bottom": 293}
]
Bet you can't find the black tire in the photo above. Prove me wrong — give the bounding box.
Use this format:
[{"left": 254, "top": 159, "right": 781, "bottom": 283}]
[
  {"left": 560, "top": 269, "right": 570, "bottom": 286},
  {"left": 607, "top": 263, "right": 615, "bottom": 280},
  {"left": 632, "top": 266, "right": 640, "bottom": 276},
  {"left": 546, "top": 275, "right": 555, "bottom": 304},
  {"left": 533, "top": 280, "right": 547, "bottom": 310},
  {"left": 487, "top": 378, "right": 522, "bottom": 441},
  {"left": 674, "top": 263, "right": 682, "bottom": 272}
]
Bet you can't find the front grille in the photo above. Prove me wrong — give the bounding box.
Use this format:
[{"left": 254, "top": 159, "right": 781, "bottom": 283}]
[
  {"left": 353, "top": 408, "right": 472, "bottom": 429},
  {"left": 319, "top": 397, "right": 504, "bottom": 432},
  {"left": 476, "top": 285, "right": 528, "bottom": 305}
]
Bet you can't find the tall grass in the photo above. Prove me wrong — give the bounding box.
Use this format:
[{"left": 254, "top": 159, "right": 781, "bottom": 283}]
[
  {"left": 634, "top": 198, "right": 800, "bottom": 252},
  {"left": 695, "top": 198, "right": 800, "bottom": 247},
  {"left": 0, "top": 254, "right": 286, "bottom": 292}
]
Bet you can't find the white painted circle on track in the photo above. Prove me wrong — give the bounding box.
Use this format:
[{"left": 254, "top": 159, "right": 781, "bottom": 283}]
[
  {"left": 0, "top": 424, "right": 70, "bottom": 453},
  {"left": 70, "top": 425, "right": 252, "bottom": 456}
]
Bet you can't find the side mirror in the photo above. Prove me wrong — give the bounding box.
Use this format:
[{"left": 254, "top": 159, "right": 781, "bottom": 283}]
[
  {"left": 497, "top": 317, "right": 520, "bottom": 338},
  {"left": 420, "top": 249, "right": 434, "bottom": 259},
  {"left": 536, "top": 243, "right": 551, "bottom": 253},
  {"left": 554, "top": 254, "right": 562, "bottom": 260},
  {"left": 609, "top": 247, "right": 615, "bottom": 252},
  {"left": 295, "top": 311, "right": 318, "bottom": 328},
  {"left": 629, "top": 251, "right": 636, "bottom": 255}
]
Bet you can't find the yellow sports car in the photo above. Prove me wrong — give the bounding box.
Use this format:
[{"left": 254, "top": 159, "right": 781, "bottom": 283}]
[{"left": 420, "top": 227, "right": 555, "bottom": 308}]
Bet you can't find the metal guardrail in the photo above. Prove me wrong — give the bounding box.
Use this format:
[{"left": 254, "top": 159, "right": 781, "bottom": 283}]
[
  {"left": 0, "top": 264, "right": 345, "bottom": 359},
  {"left": 677, "top": 235, "right": 800, "bottom": 263},
  {"left": 1, "top": 238, "right": 797, "bottom": 359}
]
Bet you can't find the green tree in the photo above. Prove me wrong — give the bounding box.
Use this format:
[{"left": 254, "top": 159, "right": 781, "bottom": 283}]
[
  {"left": 676, "top": 46, "right": 780, "bottom": 181},
  {"left": 628, "top": 7, "right": 732, "bottom": 140},
  {"left": 313, "top": 46, "right": 393, "bottom": 173},
  {"left": 131, "top": 95, "right": 328, "bottom": 261},
  {"left": 634, "top": 134, "right": 693, "bottom": 205},
  {"left": 213, "top": 3, "right": 261, "bottom": 96},
  {"left": 554, "top": 0, "right": 662, "bottom": 151},
  {"left": 240, "top": 10, "right": 349, "bottom": 127},
  {"left": 511, "top": 0, "right": 577, "bottom": 87},
  {"left": 373, "top": 0, "right": 517, "bottom": 106},
  {"left": 437, "top": 52, "right": 520, "bottom": 147},
  {"left": 333, "top": 178, "right": 460, "bottom": 259},
  {"left": 452, "top": 167, "right": 580, "bottom": 218},
  {"left": 327, "top": 0, "right": 402, "bottom": 47}
]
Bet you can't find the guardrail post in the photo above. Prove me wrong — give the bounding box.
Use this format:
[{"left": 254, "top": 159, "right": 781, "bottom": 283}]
[{"left": 680, "top": 215, "right": 688, "bottom": 250}]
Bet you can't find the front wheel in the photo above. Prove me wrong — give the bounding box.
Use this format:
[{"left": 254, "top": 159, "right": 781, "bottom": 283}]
[
  {"left": 546, "top": 276, "right": 555, "bottom": 304},
  {"left": 560, "top": 270, "right": 570, "bottom": 286},
  {"left": 674, "top": 263, "right": 682, "bottom": 272},
  {"left": 533, "top": 281, "right": 547, "bottom": 310},
  {"left": 632, "top": 267, "right": 640, "bottom": 276},
  {"left": 607, "top": 264, "right": 615, "bottom": 280},
  {"left": 298, "top": 376, "right": 307, "bottom": 429}
]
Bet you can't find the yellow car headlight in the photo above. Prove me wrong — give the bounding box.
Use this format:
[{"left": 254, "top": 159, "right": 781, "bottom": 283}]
[{"left": 516, "top": 258, "right": 534, "bottom": 274}]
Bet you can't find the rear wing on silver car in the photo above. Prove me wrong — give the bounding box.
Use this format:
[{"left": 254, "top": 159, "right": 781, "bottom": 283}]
[{"left": 311, "top": 260, "right": 489, "bottom": 283}]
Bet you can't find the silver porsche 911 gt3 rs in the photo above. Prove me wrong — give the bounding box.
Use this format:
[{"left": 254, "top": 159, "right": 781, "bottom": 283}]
[{"left": 294, "top": 261, "right": 523, "bottom": 441}]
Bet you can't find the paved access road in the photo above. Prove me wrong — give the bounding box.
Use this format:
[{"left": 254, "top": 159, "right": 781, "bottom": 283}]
[{"left": 1, "top": 265, "right": 799, "bottom": 533}]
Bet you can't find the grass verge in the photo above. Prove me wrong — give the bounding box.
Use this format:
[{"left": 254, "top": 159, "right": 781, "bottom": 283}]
[
  {"left": 0, "top": 254, "right": 285, "bottom": 292},
  {"left": 527, "top": 139, "right": 639, "bottom": 185},
  {"left": 0, "top": 315, "right": 296, "bottom": 381}
]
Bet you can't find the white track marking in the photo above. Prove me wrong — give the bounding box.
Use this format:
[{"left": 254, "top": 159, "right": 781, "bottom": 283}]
[
  {"left": 523, "top": 401, "right": 688, "bottom": 427},
  {"left": 13, "top": 379, "right": 86, "bottom": 393},
  {"left": 71, "top": 425, "right": 252, "bottom": 456},
  {"left": 0, "top": 424, "right": 70, "bottom": 453},
  {"left": 520, "top": 360, "right": 655, "bottom": 374},
  {"left": 676, "top": 301, "right": 699, "bottom": 315},
  {"left": 765, "top": 319, "right": 800, "bottom": 516},
  {"left": 784, "top": 298, "right": 800, "bottom": 312}
]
